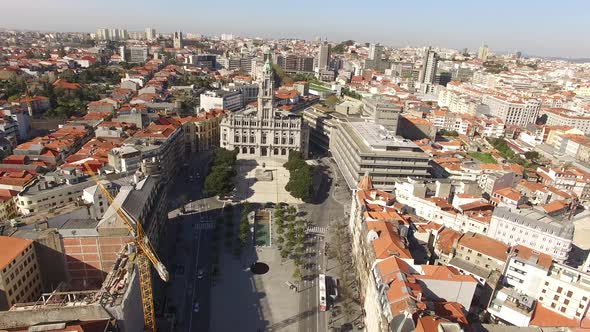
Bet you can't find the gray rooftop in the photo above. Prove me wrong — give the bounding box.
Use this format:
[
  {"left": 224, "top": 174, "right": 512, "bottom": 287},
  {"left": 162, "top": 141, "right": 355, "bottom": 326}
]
[
  {"left": 347, "top": 121, "right": 420, "bottom": 151},
  {"left": 493, "top": 206, "right": 575, "bottom": 240}
]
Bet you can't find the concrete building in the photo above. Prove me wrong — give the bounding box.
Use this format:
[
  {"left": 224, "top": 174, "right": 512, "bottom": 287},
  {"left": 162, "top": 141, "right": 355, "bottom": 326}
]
[
  {"left": 364, "top": 43, "right": 389, "bottom": 72},
  {"left": 542, "top": 108, "right": 590, "bottom": 135},
  {"left": 482, "top": 95, "right": 541, "bottom": 127},
  {"left": 301, "top": 105, "right": 341, "bottom": 151},
  {"left": 331, "top": 121, "right": 430, "bottom": 191},
  {"left": 108, "top": 146, "right": 141, "bottom": 174},
  {"left": 145, "top": 27, "right": 156, "bottom": 40},
  {"left": 127, "top": 45, "right": 148, "bottom": 64},
  {"left": 487, "top": 207, "right": 574, "bottom": 263},
  {"left": 478, "top": 44, "right": 489, "bottom": 62},
  {"left": 317, "top": 42, "right": 331, "bottom": 70},
  {"left": 361, "top": 95, "right": 401, "bottom": 130},
  {"left": 537, "top": 262, "right": 590, "bottom": 321},
  {"left": 0, "top": 237, "right": 42, "bottom": 310},
  {"left": 419, "top": 47, "right": 438, "bottom": 93},
  {"left": 95, "top": 28, "right": 109, "bottom": 40},
  {"left": 200, "top": 90, "right": 243, "bottom": 112},
  {"left": 219, "top": 52, "right": 309, "bottom": 158},
  {"left": 16, "top": 169, "right": 96, "bottom": 215}
]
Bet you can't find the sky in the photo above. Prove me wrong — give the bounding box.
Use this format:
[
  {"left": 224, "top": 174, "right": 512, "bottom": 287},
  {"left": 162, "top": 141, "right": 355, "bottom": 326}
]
[{"left": 3, "top": 0, "right": 590, "bottom": 58}]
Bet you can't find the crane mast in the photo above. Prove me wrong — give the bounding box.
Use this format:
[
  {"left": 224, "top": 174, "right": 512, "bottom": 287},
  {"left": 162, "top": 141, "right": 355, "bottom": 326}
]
[{"left": 83, "top": 164, "right": 168, "bottom": 332}]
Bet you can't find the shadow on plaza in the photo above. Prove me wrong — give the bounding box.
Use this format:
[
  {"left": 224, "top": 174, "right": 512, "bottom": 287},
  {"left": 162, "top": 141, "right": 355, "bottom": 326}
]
[
  {"left": 232, "top": 159, "right": 258, "bottom": 201},
  {"left": 210, "top": 202, "right": 272, "bottom": 332}
]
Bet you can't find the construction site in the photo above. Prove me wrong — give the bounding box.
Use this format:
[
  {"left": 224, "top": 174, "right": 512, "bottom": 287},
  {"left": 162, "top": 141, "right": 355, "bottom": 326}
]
[{"left": 0, "top": 169, "right": 171, "bottom": 331}]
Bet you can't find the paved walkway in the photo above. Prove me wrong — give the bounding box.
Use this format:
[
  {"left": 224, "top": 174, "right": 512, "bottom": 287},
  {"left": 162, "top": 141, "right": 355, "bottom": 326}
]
[
  {"left": 233, "top": 158, "right": 303, "bottom": 204},
  {"left": 210, "top": 247, "right": 302, "bottom": 332}
]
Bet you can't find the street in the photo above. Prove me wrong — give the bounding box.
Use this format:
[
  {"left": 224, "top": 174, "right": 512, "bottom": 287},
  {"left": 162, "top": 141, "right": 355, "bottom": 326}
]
[
  {"left": 297, "top": 156, "right": 350, "bottom": 332},
  {"left": 161, "top": 151, "right": 219, "bottom": 332}
]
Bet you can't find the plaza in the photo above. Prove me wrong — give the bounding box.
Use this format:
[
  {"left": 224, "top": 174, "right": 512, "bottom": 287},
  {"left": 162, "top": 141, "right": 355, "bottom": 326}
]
[{"left": 233, "top": 158, "right": 303, "bottom": 204}]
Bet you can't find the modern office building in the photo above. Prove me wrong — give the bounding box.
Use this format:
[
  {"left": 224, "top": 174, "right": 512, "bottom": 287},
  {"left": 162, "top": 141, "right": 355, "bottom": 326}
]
[
  {"left": 478, "top": 44, "right": 489, "bottom": 62},
  {"left": 219, "top": 52, "right": 309, "bottom": 158},
  {"left": 186, "top": 54, "right": 217, "bottom": 70},
  {"left": 317, "top": 42, "right": 331, "bottom": 70},
  {"left": 368, "top": 43, "right": 384, "bottom": 61},
  {"left": 361, "top": 95, "right": 402, "bottom": 130},
  {"left": 364, "top": 43, "right": 389, "bottom": 71},
  {"left": 330, "top": 120, "right": 430, "bottom": 191},
  {"left": 95, "top": 28, "right": 110, "bottom": 40},
  {"left": 145, "top": 27, "right": 156, "bottom": 40},
  {"left": 419, "top": 47, "right": 438, "bottom": 85},
  {"left": 200, "top": 90, "right": 243, "bottom": 112},
  {"left": 127, "top": 45, "right": 149, "bottom": 64}
]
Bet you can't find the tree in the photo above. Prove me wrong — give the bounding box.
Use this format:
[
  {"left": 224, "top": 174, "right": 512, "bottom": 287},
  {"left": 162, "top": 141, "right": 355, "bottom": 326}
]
[
  {"left": 285, "top": 165, "right": 313, "bottom": 201},
  {"left": 437, "top": 129, "right": 459, "bottom": 137},
  {"left": 524, "top": 151, "right": 540, "bottom": 161}
]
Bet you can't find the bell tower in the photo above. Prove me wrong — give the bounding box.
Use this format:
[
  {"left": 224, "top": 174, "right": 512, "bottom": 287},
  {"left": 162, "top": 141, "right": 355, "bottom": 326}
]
[{"left": 257, "top": 51, "right": 274, "bottom": 120}]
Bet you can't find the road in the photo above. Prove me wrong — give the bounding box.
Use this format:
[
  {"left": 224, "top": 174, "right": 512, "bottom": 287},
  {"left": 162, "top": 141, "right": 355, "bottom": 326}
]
[
  {"left": 298, "top": 156, "right": 348, "bottom": 332},
  {"left": 162, "top": 152, "right": 218, "bottom": 332}
]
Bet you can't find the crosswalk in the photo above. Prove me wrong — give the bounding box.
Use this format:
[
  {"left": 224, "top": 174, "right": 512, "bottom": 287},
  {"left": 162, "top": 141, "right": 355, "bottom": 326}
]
[
  {"left": 306, "top": 226, "right": 327, "bottom": 234},
  {"left": 192, "top": 222, "right": 215, "bottom": 230}
]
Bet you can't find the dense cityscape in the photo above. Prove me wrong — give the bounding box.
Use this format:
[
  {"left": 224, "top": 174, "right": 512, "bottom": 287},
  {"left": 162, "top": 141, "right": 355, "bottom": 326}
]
[{"left": 0, "top": 6, "right": 589, "bottom": 332}]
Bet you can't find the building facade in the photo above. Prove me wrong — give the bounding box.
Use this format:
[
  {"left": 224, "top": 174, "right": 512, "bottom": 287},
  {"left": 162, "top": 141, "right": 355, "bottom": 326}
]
[
  {"left": 331, "top": 121, "right": 430, "bottom": 191},
  {"left": 219, "top": 52, "right": 309, "bottom": 158},
  {"left": 0, "top": 237, "right": 42, "bottom": 310},
  {"left": 487, "top": 207, "right": 573, "bottom": 263},
  {"left": 482, "top": 95, "right": 541, "bottom": 127}
]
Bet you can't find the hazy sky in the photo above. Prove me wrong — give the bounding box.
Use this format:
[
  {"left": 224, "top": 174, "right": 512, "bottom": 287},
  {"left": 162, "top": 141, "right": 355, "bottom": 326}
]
[{"left": 3, "top": 0, "right": 589, "bottom": 58}]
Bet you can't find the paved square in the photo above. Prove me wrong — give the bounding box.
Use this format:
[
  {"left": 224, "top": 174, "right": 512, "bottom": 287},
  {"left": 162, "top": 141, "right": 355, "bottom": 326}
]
[
  {"left": 233, "top": 158, "right": 303, "bottom": 204},
  {"left": 210, "top": 247, "right": 303, "bottom": 332}
]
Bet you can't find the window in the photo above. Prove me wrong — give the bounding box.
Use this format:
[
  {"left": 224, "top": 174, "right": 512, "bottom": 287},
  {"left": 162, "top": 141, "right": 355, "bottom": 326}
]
[
  {"left": 557, "top": 287, "right": 563, "bottom": 293},
  {"left": 551, "top": 303, "right": 556, "bottom": 308},
  {"left": 554, "top": 295, "right": 559, "bottom": 301},
  {"left": 567, "top": 291, "right": 573, "bottom": 297},
  {"left": 561, "top": 307, "right": 567, "bottom": 313},
  {"left": 564, "top": 299, "right": 570, "bottom": 305}
]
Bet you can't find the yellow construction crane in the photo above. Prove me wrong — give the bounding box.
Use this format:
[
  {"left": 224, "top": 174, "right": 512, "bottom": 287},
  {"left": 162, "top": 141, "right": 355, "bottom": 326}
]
[{"left": 83, "top": 163, "right": 169, "bottom": 332}]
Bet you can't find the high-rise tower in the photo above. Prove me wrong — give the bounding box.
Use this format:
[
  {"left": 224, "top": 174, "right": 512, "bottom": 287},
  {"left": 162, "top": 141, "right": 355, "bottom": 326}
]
[
  {"left": 257, "top": 52, "right": 274, "bottom": 120},
  {"left": 318, "top": 41, "right": 331, "bottom": 70},
  {"left": 478, "top": 44, "right": 489, "bottom": 62}
]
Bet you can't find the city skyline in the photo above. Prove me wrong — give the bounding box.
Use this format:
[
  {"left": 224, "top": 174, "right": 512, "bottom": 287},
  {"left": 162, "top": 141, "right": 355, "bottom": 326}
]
[{"left": 2, "top": 0, "right": 590, "bottom": 58}]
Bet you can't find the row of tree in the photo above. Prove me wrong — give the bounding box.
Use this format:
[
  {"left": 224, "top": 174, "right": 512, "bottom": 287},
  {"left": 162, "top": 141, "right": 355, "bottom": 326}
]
[
  {"left": 284, "top": 151, "right": 314, "bottom": 202},
  {"left": 274, "top": 204, "right": 309, "bottom": 282},
  {"left": 204, "top": 148, "right": 238, "bottom": 197}
]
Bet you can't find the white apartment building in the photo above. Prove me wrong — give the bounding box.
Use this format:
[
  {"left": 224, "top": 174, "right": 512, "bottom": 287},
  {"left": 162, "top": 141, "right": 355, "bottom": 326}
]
[
  {"left": 16, "top": 170, "right": 96, "bottom": 215},
  {"left": 482, "top": 95, "right": 540, "bottom": 127},
  {"left": 487, "top": 207, "right": 573, "bottom": 263},
  {"left": 542, "top": 108, "right": 590, "bottom": 135},
  {"left": 477, "top": 116, "right": 505, "bottom": 138},
  {"left": 200, "top": 90, "right": 243, "bottom": 112},
  {"left": 537, "top": 263, "right": 590, "bottom": 321},
  {"left": 438, "top": 88, "right": 478, "bottom": 115}
]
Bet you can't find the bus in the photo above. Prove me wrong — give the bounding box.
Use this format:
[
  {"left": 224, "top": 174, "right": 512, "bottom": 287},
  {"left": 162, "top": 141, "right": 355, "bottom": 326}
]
[{"left": 319, "top": 273, "right": 327, "bottom": 311}]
